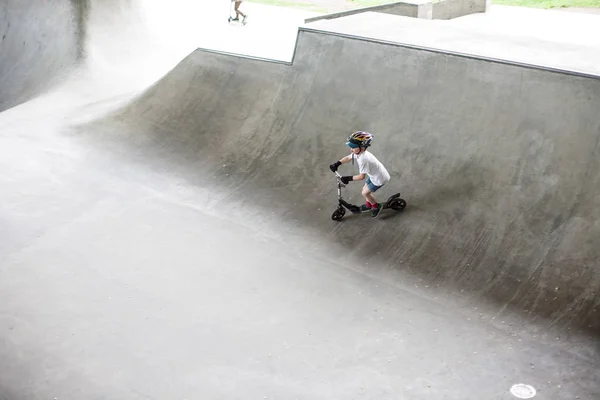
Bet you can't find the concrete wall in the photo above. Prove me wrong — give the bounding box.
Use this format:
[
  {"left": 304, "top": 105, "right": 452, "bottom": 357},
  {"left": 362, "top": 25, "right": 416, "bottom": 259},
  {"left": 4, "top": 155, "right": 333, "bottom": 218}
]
[
  {"left": 383, "top": 1, "right": 433, "bottom": 19},
  {"left": 0, "top": 0, "right": 82, "bottom": 112},
  {"left": 433, "top": 0, "right": 487, "bottom": 19}
]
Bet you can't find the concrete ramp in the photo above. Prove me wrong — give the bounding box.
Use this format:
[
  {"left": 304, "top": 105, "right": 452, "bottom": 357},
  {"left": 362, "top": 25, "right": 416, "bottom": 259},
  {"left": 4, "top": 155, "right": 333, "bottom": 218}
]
[{"left": 80, "top": 29, "right": 600, "bottom": 332}]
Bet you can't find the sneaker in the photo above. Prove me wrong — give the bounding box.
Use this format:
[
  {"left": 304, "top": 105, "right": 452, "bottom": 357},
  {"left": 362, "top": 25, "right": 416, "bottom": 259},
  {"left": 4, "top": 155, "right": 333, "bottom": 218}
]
[
  {"left": 242, "top": 15, "right": 247, "bottom": 24},
  {"left": 371, "top": 203, "right": 382, "bottom": 218},
  {"left": 359, "top": 204, "right": 369, "bottom": 212}
]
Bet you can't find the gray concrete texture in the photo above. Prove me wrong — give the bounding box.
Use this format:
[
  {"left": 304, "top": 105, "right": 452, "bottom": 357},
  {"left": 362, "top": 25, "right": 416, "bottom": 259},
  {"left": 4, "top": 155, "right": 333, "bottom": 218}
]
[
  {"left": 0, "top": 0, "right": 83, "bottom": 112},
  {"left": 85, "top": 31, "right": 600, "bottom": 333},
  {"left": 306, "top": 11, "right": 600, "bottom": 76},
  {"left": 433, "top": 0, "right": 487, "bottom": 19},
  {"left": 1, "top": 0, "right": 600, "bottom": 399},
  {"left": 305, "top": 0, "right": 487, "bottom": 22}
]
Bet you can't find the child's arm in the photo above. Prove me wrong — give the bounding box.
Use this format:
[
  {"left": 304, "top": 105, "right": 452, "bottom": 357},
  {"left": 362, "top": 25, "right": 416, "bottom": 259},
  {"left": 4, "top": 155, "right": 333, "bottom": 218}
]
[
  {"left": 339, "top": 155, "right": 366, "bottom": 183},
  {"left": 339, "top": 155, "right": 353, "bottom": 164},
  {"left": 340, "top": 172, "right": 365, "bottom": 184},
  {"left": 330, "top": 155, "right": 353, "bottom": 172}
]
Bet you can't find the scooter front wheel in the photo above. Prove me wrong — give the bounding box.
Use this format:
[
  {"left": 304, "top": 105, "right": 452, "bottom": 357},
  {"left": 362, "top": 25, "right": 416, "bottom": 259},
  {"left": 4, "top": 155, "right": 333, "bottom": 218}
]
[{"left": 331, "top": 208, "right": 345, "bottom": 221}]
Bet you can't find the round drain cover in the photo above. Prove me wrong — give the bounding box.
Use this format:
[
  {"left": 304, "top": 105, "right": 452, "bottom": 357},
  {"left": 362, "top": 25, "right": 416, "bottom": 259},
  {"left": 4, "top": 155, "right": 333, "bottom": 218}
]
[{"left": 510, "top": 383, "right": 537, "bottom": 398}]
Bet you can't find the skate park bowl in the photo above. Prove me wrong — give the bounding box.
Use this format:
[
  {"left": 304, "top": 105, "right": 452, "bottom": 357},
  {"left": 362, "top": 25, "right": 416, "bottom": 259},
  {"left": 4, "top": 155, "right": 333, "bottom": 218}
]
[{"left": 1, "top": 0, "right": 599, "bottom": 399}]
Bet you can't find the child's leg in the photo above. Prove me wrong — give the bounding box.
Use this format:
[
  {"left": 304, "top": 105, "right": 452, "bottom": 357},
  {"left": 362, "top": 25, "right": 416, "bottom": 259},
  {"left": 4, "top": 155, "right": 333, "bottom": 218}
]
[
  {"left": 362, "top": 184, "right": 377, "bottom": 207},
  {"left": 363, "top": 183, "right": 385, "bottom": 217}
]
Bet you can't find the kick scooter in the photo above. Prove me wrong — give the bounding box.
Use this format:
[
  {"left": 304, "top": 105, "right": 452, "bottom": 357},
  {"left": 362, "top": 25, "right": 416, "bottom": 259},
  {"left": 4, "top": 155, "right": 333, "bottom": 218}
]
[{"left": 331, "top": 171, "right": 406, "bottom": 221}]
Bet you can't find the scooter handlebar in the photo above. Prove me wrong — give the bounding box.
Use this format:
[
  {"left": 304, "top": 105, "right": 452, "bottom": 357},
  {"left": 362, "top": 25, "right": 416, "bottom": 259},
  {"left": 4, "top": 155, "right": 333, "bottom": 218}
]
[{"left": 333, "top": 171, "right": 346, "bottom": 187}]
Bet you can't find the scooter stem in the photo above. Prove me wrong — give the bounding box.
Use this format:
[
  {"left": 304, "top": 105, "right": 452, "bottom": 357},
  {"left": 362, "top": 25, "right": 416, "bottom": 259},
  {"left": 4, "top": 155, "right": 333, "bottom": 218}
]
[{"left": 334, "top": 171, "right": 346, "bottom": 187}]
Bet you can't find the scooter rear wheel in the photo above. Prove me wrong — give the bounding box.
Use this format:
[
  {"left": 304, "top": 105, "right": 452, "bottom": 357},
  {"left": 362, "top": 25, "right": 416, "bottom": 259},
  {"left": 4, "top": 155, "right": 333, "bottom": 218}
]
[
  {"left": 389, "top": 198, "right": 407, "bottom": 211},
  {"left": 331, "top": 208, "right": 345, "bottom": 221}
]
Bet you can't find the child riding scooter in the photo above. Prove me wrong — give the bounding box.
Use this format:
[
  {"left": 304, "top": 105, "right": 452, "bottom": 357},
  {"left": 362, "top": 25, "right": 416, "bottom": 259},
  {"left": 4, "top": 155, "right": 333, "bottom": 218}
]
[
  {"left": 329, "top": 131, "right": 406, "bottom": 221},
  {"left": 329, "top": 131, "right": 392, "bottom": 218}
]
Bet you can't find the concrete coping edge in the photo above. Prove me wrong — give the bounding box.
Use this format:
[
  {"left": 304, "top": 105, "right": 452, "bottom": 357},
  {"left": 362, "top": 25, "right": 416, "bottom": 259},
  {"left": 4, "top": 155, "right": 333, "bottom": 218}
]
[
  {"left": 297, "top": 27, "right": 600, "bottom": 80},
  {"left": 192, "top": 29, "right": 600, "bottom": 81}
]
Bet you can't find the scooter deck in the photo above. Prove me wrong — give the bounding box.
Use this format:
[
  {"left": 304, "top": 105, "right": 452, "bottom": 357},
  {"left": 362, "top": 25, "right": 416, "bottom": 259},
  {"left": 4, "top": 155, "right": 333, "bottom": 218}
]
[
  {"left": 228, "top": 17, "right": 247, "bottom": 25},
  {"left": 342, "top": 193, "right": 401, "bottom": 214}
]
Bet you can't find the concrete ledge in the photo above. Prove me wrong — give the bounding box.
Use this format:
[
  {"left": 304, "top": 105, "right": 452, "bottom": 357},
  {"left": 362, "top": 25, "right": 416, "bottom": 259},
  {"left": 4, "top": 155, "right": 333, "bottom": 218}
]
[
  {"left": 433, "top": 0, "right": 488, "bottom": 19},
  {"left": 305, "top": 0, "right": 432, "bottom": 23},
  {"left": 305, "top": 0, "right": 488, "bottom": 23}
]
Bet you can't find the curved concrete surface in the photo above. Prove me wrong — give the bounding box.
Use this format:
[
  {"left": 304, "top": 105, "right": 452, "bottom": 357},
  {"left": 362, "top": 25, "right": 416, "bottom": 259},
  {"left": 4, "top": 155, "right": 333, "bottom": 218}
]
[
  {"left": 82, "top": 30, "right": 600, "bottom": 332},
  {"left": 0, "top": 0, "right": 82, "bottom": 112},
  {"left": 1, "top": 1, "right": 599, "bottom": 399}
]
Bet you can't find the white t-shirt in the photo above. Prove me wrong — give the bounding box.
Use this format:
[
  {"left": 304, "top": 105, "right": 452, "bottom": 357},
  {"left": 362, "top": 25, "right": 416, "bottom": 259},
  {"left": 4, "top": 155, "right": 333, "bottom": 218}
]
[{"left": 353, "top": 150, "right": 390, "bottom": 186}]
